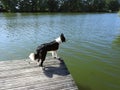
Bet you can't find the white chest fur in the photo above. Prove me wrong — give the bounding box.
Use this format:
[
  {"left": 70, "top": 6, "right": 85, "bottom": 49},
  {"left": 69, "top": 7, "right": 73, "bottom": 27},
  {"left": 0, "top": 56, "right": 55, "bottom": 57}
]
[{"left": 55, "top": 36, "right": 62, "bottom": 44}]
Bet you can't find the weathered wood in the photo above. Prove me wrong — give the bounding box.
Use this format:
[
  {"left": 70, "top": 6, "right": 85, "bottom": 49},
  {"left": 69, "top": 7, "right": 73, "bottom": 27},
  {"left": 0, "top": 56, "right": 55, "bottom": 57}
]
[{"left": 0, "top": 58, "right": 78, "bottom": 90}]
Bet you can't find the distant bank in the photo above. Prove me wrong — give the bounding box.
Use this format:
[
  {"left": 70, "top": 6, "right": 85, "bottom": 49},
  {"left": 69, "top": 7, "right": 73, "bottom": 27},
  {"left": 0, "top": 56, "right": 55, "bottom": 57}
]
[{"left": 0, "top": 0, "right": 120, "bottom": 13}]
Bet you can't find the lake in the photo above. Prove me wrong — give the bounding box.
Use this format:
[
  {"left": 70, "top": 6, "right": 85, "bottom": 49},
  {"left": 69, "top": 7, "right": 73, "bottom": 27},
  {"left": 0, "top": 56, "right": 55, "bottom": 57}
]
[{"left": 0, "top": 13, "right": 120, "bottom": 90}]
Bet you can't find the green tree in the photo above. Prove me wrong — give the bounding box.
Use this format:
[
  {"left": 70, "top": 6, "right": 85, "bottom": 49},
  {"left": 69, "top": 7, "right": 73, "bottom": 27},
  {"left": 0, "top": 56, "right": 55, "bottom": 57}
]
[
  {"left": 60, "top": 0, "right": 82, "bottom": 12},
  {"left": 81, "top": 0, "right": 106, "bottom": 12},
  {"left": 47, "top": 0, "right": 59, "bottom": 12},
  {"left": 92, "top": 0, "right": 106, "bottom": 12},
  {"left": 106, "top": 0, "right": 120, "bottom": 11},
  {"left": 37, "top": 0, "right": 48, "bottom": 12},
  {"left": 1, "top": 0, "right": 18, "bottom": 12}
]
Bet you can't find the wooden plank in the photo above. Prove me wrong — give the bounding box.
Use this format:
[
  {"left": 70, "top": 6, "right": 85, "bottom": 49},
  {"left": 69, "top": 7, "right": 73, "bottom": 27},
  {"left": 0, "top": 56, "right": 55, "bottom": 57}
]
[{"left": 0, "top": 58, "right": 78, "bottom": 90}]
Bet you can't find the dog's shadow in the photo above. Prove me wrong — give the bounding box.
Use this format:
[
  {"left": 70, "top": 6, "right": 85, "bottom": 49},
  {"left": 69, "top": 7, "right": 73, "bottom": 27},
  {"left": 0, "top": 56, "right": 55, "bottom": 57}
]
[{"left": 42, "top": 59, "right": 69, "bottom": 78}]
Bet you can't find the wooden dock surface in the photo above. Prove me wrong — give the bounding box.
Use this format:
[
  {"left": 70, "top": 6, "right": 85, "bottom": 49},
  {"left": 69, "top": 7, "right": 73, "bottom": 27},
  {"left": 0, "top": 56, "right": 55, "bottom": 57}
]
[{"left": 0, "top": 58, "right": 78, "bottom": 90}]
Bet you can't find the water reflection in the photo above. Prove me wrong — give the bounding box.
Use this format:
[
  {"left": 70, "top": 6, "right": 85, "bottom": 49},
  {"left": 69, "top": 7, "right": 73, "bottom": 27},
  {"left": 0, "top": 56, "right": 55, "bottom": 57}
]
[{"left": 114, "top": 35, "right": 120, "bottom": 46}]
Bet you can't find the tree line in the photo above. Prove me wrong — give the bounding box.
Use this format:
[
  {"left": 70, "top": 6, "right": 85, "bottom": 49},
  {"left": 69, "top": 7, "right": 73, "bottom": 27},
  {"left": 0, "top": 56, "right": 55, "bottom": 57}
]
[{"left": 0, "top": 0, "right": 120, "bottom": 12}]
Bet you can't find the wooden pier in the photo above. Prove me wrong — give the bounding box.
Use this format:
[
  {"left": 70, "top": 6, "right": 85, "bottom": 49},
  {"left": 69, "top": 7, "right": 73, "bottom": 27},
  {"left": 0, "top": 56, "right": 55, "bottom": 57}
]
[{"left": 0, "top": 58, "right": 78, "bottom": 90}]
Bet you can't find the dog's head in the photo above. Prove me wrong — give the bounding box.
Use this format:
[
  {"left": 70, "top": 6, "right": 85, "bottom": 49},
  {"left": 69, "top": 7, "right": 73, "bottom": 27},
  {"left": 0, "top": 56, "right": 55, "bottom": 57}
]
[
  {"left": 60, "top": 33, "right": 66, "bottom": 42},
  {"left": 29, "top": 53, "right": 35, "bottom": 61},
  {"left": 55, "top": 33, "right": 66, "bottom": 43}
]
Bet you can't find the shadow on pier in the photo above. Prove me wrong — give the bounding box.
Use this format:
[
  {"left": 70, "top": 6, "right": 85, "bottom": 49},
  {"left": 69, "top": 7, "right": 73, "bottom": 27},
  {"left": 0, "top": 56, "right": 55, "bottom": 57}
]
[{"left": 43, "top": 59, "right": 69, "bottom": 78}]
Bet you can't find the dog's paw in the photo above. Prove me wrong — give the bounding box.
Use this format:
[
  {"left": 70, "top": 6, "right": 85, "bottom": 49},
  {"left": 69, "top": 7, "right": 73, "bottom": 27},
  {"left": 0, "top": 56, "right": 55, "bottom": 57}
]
[
  {"left": 39, "top": 64, "right": 44, "bottom": 67},
  {"left": 58, "top": 57, "right": 62, "bottom": 60},
  {"left": 53, "top": 57, "right": 57, "bottom": 59},
  {"left": 54, "top": 57, "right": 61, "bottom": 60}
]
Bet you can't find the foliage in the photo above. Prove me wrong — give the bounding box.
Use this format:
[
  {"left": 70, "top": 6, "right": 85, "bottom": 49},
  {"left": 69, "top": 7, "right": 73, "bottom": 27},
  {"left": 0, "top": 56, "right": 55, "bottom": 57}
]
[
  {"left": 105, "top": 0, "right": 120, "bottom": 11},
  {"left": 0, "top": 0, "right": 120, "bottom": 12}
]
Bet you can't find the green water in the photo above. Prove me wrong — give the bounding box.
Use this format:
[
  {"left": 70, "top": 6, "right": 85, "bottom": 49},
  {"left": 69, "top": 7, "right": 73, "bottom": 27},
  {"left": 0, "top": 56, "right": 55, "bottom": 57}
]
[{"left": 0, "top": 13, "right": 120, "bottom": 90}]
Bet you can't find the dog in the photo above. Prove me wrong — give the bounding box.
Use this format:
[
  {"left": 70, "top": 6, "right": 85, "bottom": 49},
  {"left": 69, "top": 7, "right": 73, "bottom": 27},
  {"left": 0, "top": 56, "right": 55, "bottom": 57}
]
[{"left": 29, "top": 33, "right": 66, "bottom": 67}]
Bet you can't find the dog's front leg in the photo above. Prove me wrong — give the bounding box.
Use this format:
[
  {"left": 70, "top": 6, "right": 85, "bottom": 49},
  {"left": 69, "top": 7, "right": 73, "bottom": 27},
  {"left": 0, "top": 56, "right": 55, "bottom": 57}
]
[
  {"left": 54, "top": 51, "right": 58, "bottom": 58},
  {"left": 51, "top": 51, "right": 55, "bottom": 58},
  {"left": 39, "top": 51, "right": 47, "bottom": 67},
  {"left": 52, "top": 51, "right": 58, "bottom": 58}
]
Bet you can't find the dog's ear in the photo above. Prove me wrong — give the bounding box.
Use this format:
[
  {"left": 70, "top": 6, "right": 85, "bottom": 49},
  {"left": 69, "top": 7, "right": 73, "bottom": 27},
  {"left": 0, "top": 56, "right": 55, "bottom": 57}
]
[
  {"left": 60, "top": 33, "right": 66, "bottom": 42},
  {"left": 61, "top": 33, "right": 64, "bottom": 37},
  {"left": 29, "top": 53, "right": 35, "bottom": 61}
]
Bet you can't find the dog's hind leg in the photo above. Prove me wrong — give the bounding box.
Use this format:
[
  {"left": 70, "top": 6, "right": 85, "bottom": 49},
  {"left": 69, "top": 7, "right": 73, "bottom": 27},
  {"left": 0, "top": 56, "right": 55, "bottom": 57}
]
[
  {"left": 39, "top": 59, "right": 44, "bottom": 67},
  {"left": 39, "top": 51, "right": 47, "bottom": 67},
  {"left": 36, "top": 59, "right": 40, "bottom": 66}
]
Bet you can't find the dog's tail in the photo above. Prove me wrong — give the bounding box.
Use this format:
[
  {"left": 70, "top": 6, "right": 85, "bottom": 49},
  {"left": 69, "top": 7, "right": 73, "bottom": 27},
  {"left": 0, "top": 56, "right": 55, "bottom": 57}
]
[{"left": 29, "top": 53, "right": 35, "bottom": 61}]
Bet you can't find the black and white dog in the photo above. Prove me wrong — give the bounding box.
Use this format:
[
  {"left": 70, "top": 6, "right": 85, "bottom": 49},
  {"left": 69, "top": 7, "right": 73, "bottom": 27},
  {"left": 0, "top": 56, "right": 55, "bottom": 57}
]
[{"left": 29, "top": 33, "right": 66, "bottom": 67}]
